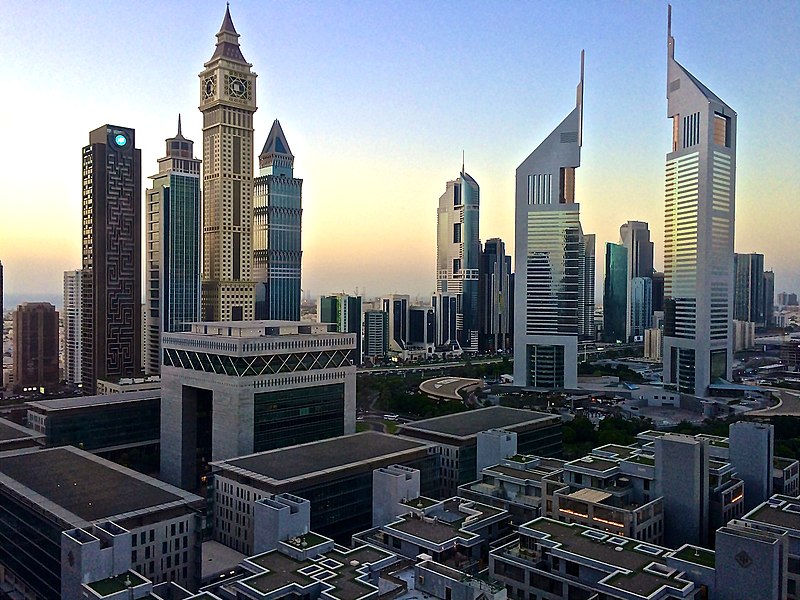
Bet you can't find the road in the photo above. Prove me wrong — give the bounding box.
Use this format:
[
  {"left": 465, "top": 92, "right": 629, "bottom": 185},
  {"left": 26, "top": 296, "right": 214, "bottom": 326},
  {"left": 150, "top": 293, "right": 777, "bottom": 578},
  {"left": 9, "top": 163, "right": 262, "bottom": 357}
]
[{"left": 750, "top": 388, "right": 800, "bottom": 417}]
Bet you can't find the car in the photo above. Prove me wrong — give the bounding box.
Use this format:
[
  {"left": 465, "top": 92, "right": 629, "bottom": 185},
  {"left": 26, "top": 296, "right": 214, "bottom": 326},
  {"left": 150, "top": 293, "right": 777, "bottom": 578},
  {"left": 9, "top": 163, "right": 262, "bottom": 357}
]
[{"left": 384, "top": 414, "right": 399, "bottom": 421}]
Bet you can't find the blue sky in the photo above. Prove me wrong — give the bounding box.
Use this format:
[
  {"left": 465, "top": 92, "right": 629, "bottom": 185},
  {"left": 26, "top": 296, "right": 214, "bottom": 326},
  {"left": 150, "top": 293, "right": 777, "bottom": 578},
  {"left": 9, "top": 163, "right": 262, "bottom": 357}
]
[{"left": 0, "top": 0, "right": 797, "bottom": 304}]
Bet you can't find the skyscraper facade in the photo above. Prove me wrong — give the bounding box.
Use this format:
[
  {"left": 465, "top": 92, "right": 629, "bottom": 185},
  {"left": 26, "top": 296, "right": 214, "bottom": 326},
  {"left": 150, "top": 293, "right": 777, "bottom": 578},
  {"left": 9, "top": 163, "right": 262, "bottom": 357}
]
[
  {"left": 603, "top": 243, "right": 628, "bottom": 344},
  {"left": 432, "top": 292, "right": 459, "bottom": 352},
  {"left": 663, "top": 10, "right": 736, "bottom": 395},
  {"left": 513, "top": 53, "right": 589, "bottom": 389},
  {"left": 580, "top": 233, "right": 596, "bottom": 341},
  {"left": 619, "top": 221, "right": 654, "bottom": 341},
  {"left": 13, "top": 303, "right": 59, "bottom": 391},
  {"left": 199, "top": 6, "right": 257, "bottom": 322},
  {"left": 733, "top": 252, "right": 765, "bottom": 325},
  {"left": 630, "top": 276, "right": 653, "bottom": 340},
  {"left": 436, "top": 170, "right": 480, "bottom": 352},
  {"left": 63, "top": 270, "right": 82, "bottom": 385},
  {"left": 763, "top": 270, "right": 775, "bottom": 328},
  {"left": 145, "top": 118, "right": 202, "bottom": 375},
  {"left": 318, "top": 294, "right": 362, "bottom": 364},
  {"left": 81, "top": 125, "right": 142, "bottom": 394},
  {"left": 479, "top": 238, "right": 512, "bottom": 353},
  {"left": 254, "top": 120, "right": 303, "bottom": 321},
  {"left": 382, "top": 294, "right": 409, "bottom": 354},
  {"left": 363, "top": 310, "right": 389, "bottom": 361}
]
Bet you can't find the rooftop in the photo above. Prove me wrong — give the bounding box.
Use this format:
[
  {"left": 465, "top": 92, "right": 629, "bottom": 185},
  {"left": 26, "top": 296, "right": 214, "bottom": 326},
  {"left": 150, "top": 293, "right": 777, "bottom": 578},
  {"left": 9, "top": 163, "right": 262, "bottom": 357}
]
[
  {"left": 27, "top": 390, "right": 158, "bottom": 411},
  {"left": 86, "top": 570, "right": 148, "bottom": 597},
  {"left": 384, "top": 498, "right": 504, "bottom": 546},
  {"left": 745, "top": 496, "right": 800, "bottom": 532},
  {"left": 0, "top": 418, "right": 42, "bottom": 443},
  {"left": 187, "top": 320, "right": 333, "bottom": 337},
  {"left": 399, "top": 407, "right": 557, "bottom": 440},
  {"left": 214, "top": 432, "right": 431, "bottom": 483},
  {"left": 0, "top": 446, "right": 199, "bottom": 524}
]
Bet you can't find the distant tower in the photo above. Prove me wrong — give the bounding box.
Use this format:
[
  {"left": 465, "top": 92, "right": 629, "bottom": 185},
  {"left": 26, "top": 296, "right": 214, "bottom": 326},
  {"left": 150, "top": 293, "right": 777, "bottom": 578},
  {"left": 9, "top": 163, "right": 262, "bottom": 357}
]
[
  {"left": 733, "top": 253, "right": 765, "bottom": 325},
  {"left": 63, "top": 270, "right": 82, "bottom": 385},
  {"left": 254, "top": 120, "right": 303, "bottom": 321},
  {"left": 199, "top": 5, "right": 257, "bottom": 322},
  {"left": 363, "top": 310, "right": 389, "bottom": 361},
  {"left": 603, "top": 243, "right": 628, "bottom": 344},
  {"left": 13, "top": 303, "right": 60, "bottom": 391},
  {"left": 145, "top": 116, "right": 202, "bottom": 375},
  {"left": 319, "top": 294, "right": 363, "bottom": 364},
  {"left": 437, "top": 169, "right": 480, "bottom": 352},
  {"left": 619, "top": 221, "right": 654, "bottom": 340},
  {"left": 479, "top": 238, "right": 512, "bottom": 353},
  {"left": 663, "top": 7, "right": 736, "bottom": 395},
  {"left": 763, "top": 270, "right": 775, "bottom": 328},
  {"left": 513, "top": 52, "right": 591, "bottom": 389},
  {"left": 81, "top": 125, "right": 142, "bottom": 394}
]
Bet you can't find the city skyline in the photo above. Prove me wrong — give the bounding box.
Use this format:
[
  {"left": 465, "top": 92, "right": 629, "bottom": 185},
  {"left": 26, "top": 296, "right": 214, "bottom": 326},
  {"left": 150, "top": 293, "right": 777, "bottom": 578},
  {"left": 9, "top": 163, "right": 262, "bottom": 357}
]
[{"left": 1, "top": 1, "right": 798, "bottom": 304}]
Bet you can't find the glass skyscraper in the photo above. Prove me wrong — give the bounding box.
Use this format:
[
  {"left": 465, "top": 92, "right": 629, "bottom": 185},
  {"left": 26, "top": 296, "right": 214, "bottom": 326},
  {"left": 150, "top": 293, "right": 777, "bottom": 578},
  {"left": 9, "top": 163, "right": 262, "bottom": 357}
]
[
  {"left": 603, "top": 243, "right": 628, "bottom": 344},
  {"left": 145, "top": 117, "right": 201, "bottom": 375},
  {"left": 437, "top": 169, "right": 480, "bottom": 352},
  {"left": 513, "top": 52, "right": 593, "bottom": 389},
  {"left": 254, "top": 119, "right": 303, "bottom": 321},
  {"left": 663, "top": 8, "right": 736, "bottom": 395}
]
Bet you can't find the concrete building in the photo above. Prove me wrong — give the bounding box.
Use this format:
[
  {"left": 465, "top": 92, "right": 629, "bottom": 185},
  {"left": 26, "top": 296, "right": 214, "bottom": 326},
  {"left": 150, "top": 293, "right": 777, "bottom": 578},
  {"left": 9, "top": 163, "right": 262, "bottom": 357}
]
[
  {"left": 63, "top": 270, "right": 82, "bottom": 385},
  {"left": 12, "top": 302, "right": 60, "bottom": 391},
  {"left": 144, "top": 117, "right": 202, "bottom": 375},
  {"left": 715, "top": 520, "right": 788, "bottom": 600},
  {"left": 654, "top": 434, "right": 710, "bottom": 547},
  {"left": 160, "top": 320, "right": 356, "bottom": 490},
  {"left": 0, "top": 446, "right": 204, "bottom": 598},
  {"left": 382, "top": 294, "right": 410, "bottom": 355},
  {"left": 732, "top": 319, "right": 755, "bottom": 351},
  {"left": 26, "top": 390, "right": 160, "bottom": 472},
  {"left": 663, "top": 10, "right": 736, "bottom": 396},
  {"left": 363, "top": 310, "right": 388, "bottom": 361},
  {"left": 437, "top": 168, "right": 481, "bottom": 353},
  {"left": 0, "top": 417, "right": 44, "bottom": 451},
  {"left": 372, "top": 464, "right": 422, "bottom": 528},
  {"left": 398, "top": 407, "right": 562, "bottom": 497},
  {"left": 81, "top": 125, "right": 142, "bottom": 394},
  {"left": 644, "top": 326, "right": 663, "bottom": 361},
  {"left": 432, "top": 292, "right": 460, "bottom": 353},
  {"left": 479, "top": 238, "right": 513, "bottom": 353},
  {"left": 254, "top": 120, "right": 303, "bottom": 321},
  {"left": 319, "top": 294, "right": 363, "bottom": 364},
  {"left": 209, "top": 431, "right": 438, "bottom": 551},
  {"left": 199, "top": 6, "right": 258, "bottom": 322},
  {"left": 729, "top": 421, "right": 773, "bottom": 512},
  {"left": 513, "top": 53, "right": 592, "bottom": 389},
  {"left": 603, "top": 242, "right": 628, "bottom": 344}
]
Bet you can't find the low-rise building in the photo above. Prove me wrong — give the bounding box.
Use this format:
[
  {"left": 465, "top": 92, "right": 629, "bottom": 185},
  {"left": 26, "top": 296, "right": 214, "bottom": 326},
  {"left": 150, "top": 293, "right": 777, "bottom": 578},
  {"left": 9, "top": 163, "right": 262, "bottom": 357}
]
[
  {"left": 399, "top": 407, "right": 562, "bottom": 497},
  {"left": 774, "top": 456, "right": 800, "bottom": 497},
  {"left": 0, "top": 416, "right": 44, "bottom": 451},
  {"left": 0, "top": 446, "right": 204, "bottom": 598}
]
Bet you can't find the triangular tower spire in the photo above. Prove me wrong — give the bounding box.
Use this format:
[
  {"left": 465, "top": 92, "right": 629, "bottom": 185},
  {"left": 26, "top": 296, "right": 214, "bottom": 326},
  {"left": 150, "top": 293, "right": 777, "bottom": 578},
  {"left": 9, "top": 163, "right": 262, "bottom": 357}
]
[
  {"left": 259, "top": 119, "right": 294, "bottom": 173},
  {"left": 207, "top": 4, "right": 248, "bottom": 65},
  {"left": 177, "top": 114, "right": 183, "bottom": 137},
  {"left": 219, "top": 3, "right": 238, "bottom": 35}
]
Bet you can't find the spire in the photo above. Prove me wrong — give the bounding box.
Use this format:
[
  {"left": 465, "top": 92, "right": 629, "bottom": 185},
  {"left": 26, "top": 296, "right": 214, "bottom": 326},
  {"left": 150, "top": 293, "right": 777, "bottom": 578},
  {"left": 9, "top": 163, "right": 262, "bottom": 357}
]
[
  {"left": 461, "top": 150, "right": 465, "bottom": 175},
  {"left": 577, "top": 49, "right": 585, "bottom": 147},
  {"left": 667, "top": 4, "right": 675, "bottom": 60},
  {"left": 177, "top": 114, "right": 183, "bottom": 137},
  {"left": 260, "top": 119, "right": 293, "bottom": 159},
  {"left": 207, "top": 4, "right": 248, "bottom": 64},
  {"left": 219, "top": 3, "right": 238, "bottom": 35}
]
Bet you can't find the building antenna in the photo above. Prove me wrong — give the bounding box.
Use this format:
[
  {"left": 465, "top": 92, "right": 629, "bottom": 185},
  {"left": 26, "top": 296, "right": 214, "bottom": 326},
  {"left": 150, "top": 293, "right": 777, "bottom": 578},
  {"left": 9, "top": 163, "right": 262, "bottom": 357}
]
[{"left": 461, "top": 150, "right": 465, "bottom": 175}]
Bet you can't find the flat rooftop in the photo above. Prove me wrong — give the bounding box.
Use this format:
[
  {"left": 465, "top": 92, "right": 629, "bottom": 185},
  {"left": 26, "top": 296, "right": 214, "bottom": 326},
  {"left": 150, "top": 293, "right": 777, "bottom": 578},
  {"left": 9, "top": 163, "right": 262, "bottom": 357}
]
[
  {"left": 399, "top": 407, "right": 557, "bottom": 439},
  {"left": 385, "top": 499, "right": 503, "bottom": 545},
  {"left": 745, "top": 496, "right": 800, "bottom": 531},
  {"left": 419, "top": 377, "right": 483, "bottom": 401},
  {"left": 0, "top": 418, "right": 42, "bottom": 442},
  {"left": 0, "top": 446, "right": 198, "bottom": 524},
  {"left": 187, "top": 320, "right": 334, "bottom": 337},
  {"left": 27, "top": 390, "right": 158, "bottom": 411},
  {"left": 214, "top": 432, "right": 431, "bottom": 483}
]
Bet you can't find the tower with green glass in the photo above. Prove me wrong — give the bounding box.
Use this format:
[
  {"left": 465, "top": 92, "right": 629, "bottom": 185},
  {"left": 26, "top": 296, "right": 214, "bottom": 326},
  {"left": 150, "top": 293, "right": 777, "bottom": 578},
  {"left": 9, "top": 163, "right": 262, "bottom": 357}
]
[
  {"left": 603, "top": 243, "right": 628, "bottom": 344},
  {"left": 254, "top": 120, "right": 303, "bottom": 321},
  {"left": 145, "top": 116, "right": 201, "bottom": 375}
]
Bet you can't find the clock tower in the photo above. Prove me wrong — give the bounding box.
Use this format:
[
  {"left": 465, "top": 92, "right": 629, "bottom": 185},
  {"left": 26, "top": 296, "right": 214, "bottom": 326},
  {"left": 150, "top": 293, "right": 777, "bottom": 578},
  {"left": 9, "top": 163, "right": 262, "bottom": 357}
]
[{"left": 199, "top": 5, "right": 257, "bottom": 321}]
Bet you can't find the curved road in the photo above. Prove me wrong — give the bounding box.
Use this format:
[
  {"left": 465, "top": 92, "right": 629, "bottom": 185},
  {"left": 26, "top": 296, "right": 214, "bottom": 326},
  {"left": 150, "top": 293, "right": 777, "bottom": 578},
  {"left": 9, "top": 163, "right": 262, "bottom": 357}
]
[{"left": 750, "top": 388, "right": 800, "bottom": 417}]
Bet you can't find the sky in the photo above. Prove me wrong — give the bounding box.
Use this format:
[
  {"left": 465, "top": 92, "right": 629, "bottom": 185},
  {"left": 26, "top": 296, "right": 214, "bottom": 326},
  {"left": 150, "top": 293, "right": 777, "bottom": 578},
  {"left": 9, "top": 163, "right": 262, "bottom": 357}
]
[{"left": 0, "top": 0, "right": 798, "bottom": 308}]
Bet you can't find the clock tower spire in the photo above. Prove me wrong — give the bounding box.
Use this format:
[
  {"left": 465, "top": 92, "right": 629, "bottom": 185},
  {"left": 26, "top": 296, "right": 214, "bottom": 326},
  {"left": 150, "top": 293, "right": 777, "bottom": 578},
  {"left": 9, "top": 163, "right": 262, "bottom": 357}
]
[{"left": 199, "top": 5, "right": 257, "bottom": 321}]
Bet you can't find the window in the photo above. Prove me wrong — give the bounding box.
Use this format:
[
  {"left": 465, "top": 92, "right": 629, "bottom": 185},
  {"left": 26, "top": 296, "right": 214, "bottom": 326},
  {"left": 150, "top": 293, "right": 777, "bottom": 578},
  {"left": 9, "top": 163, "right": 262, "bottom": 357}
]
[
  {"left": 714, "top": 113, "right": 730, "bottom": 147},
  {"left": 453, "top": 223, "right": 462, "bottom": 244},
  {"left": 453, "top": 259, "right": 461, "bottom": 274}
]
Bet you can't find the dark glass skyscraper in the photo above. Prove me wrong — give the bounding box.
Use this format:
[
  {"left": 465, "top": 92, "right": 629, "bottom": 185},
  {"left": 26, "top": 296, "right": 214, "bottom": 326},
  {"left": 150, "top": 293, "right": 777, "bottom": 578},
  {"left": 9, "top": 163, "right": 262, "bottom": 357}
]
[
  {"left": 479, "top": 238, "right": 512, "bottom": 352},
  {"left": 254, "top": 120, "right": 303, "bottom": 321},
  {"left": 81, "top": 125, "right": 141, "bottom": 393},
  {"left": 318, "top": 294, "right": 362, "bottom": 364},
  {"left": 733, "top": 253, "right": 765, "bottom": 325},
  {"left": 603, "top": 243, "right": 628, "bottom": 344},
  {"left": 12, "top": 302, "right": 59, "bottom": 391},
  {"left": 145, "top": 117, "right": 201, "bottom": 375}
]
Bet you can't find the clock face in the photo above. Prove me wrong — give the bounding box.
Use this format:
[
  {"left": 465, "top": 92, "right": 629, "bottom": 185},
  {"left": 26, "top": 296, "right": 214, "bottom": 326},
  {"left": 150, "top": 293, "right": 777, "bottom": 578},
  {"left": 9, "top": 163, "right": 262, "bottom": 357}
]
[
  {"left": 114, "top": 134, "right": 128, "bottom": 147},
  {"left": 226, "top": 75, "right": 249, "bottom": 99},
  {"left": 203, "top": 75, "right": 216, "bottom": 99}
]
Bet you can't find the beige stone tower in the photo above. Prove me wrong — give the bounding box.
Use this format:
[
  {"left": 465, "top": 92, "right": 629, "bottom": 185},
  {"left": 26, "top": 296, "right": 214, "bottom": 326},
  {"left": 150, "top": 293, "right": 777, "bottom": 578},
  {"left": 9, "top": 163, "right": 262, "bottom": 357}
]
[{"left": 199, "top": 6, "right": 257, "bottom": 321}]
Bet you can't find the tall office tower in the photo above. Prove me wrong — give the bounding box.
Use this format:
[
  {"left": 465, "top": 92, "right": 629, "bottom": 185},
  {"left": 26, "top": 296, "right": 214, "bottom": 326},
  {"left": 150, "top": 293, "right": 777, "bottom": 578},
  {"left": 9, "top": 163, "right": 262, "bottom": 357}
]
[
  {"left": 0, "top": 260, "right": 3, "bottom": 344},
  {"left": 631, "top": 277, "right": 653, "bottom": 341},
  {"left": 579, "top": 232, "right": 596, "bottom": 340},
  {"left": 764, "top": 270, "right": 775, "bottom": 328},
  {"left": 13, "top": 303, "right": 59, "bottom": 391},
  {"left": 479, "top": 238, "right": 512, "bottom": 353},
  {"left": 254, "top": 120, "right": 303, "bottom": 321},
  {"left": 733, "top": 252, "right": 765, "bottom": 325},
  {"left": 619, "top": 221, "right": 654, "bottom": 341},
  {"left": 199, "top": 6, "right": 257, "bottom": 322},
  {"left": 513, "top": 53, "right": 589, "bottom": 389},
  {"left": 382, "top": 294, "right": 409, "bottom": 354},
  {"left": 63, "top": 270, "right": 82, "bottom": 385},
  {"left": 318, "top": 294, "right": 362, "bottom": 364},
  {"left": 408, "top": 305, "right": 435, "bottom": 350},
  {"left": 81, "top": 125, "right": 141, "bottom": 394},
  {"left": 603, "top": 243, "right": 628, "bottom": 343},
  {"left": 652, "top": 271, "right": 665, "bottom": 313},
  {"left": 663, "top": 9, "right": 736, "bottom": 395},
  {"left": 729, "top": 421, "right": 774, "bottom": 512},
  {"left": 655, "top": 434, "right": 710, "bottom": 548},
  {"left": 363, "top": 310, "right": 389, "bottom": 360},
  {"left": 432, "top": 292, "right": 459, "bottom": 351},
  {"left": 144, "top": 117, "right": 202, "bottom": 376},
  {"left": 436, "top": 168, "right": 480, "bottom": 352}
]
